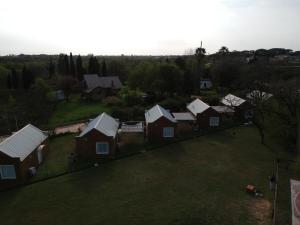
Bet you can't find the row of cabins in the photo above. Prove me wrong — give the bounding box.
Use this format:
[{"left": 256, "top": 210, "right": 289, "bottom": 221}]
[{"left": 0, "top": 92, "right": 267, "bottom": 187}]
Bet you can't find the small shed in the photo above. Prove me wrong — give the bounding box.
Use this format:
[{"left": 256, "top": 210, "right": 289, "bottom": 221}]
[
  {"left": 145, "top": 105, "right": 177, "bottom": 141},
  {"left": 200, "top": 79, "right": 212, "bottom": 90},
  {"left": 76, "top": 113, "right": 119, "bottom": 161},
  {"left": 172, "top": 112, "right": 196, "bottom": 133},
  {"left": 0, "top": 124, "right": 48, "bottom": 186},
  {"left": 187, "top": 99, "right": 221, "bottom": 128}
]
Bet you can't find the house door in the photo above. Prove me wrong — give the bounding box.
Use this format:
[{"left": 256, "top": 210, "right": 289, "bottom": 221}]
[{"left": 37, "top": 149, "right": 43, "bottom": 164}]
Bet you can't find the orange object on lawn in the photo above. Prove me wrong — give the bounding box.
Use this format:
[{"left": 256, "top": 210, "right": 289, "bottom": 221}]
[{"left": 246, "top": 185, "right": 255, "bottom": 193}]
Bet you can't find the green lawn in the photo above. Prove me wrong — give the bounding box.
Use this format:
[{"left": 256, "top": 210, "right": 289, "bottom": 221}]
[
  {"left": 0, "top": 127, "right": 277, "bottom": 225},
  {"left": 34, "top": 135, "right": 76, "bottom": 180},
  {"left": 48, "top": 95, "right": 111, "bottom": 126}
]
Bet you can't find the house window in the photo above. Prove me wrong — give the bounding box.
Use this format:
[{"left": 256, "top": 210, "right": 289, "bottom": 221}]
[
  {"left": 163, "top": 127, "right": 174, "bottom": 137},
  {"left": 96, "top": 142, "right": 109, "bottom": 155},
  {"left": 0, "top": 165, "right": 16, "bottom": 179},
  {"left": 209, "top": 117, "right": 220, "bottom": 127}
]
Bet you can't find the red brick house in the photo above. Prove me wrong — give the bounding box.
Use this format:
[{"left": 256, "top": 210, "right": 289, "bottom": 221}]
[
  {"left": 145, "top": 105, "right": 177, "bottom": 141},
  {"left": 187, "top": 99, "right": 221, "bottom": 128},
  {"left": 0, "top": 124, "right": 48, "bottom": 188},
  {"left": 76, "top": 113, "right": 119, "bottom": 161}
]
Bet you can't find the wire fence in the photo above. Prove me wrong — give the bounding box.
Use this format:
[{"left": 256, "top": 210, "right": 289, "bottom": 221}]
[
  {"left": 273, "top": 159, "right": 299, "bottom": 225},
  {"left": 0, "top": 122, "right": 243, "bottom": 193}
]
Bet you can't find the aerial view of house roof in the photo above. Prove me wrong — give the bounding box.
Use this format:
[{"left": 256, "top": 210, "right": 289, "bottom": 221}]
[
  {"left": 172, "top": 112, "right": 195, "bottom": 121},
  {"left": 246, "top": 90, "right": 273, "bottom": 101},
  {"left": 221, "top": 94, "right": 246, "bottom": 107},
  {"left": 83, "top": 74, "right": 123, "bottom": 92},
  {"left": 145, "top": 105, "right": 177, "bottom": 123},
  {"left": 78, "top": 112, "right": 119, "bottom": 138},
  {"left": 187, "top": 98, "right": 210, "bottom": 116},
  {"left": 0, "top": 124, "right": 48, "bottom": 161},
  {"left": 211, "top": 106, "right": 235, "bottom": 114}
]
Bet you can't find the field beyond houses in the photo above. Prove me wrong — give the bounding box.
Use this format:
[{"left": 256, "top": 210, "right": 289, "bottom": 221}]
[{"left": 0, "top": 126, "right": 279, "bottom": 225}]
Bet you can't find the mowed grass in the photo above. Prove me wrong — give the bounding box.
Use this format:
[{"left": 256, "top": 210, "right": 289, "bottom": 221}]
[
  {"left": 0, "top": 127, "right": 276, "bottom": 225},
  {"left": 34, "top": 135, "right": 76, "bottom": 180},
  {"left": 48, "top": 95, "right": 110, "bottom": 126}
]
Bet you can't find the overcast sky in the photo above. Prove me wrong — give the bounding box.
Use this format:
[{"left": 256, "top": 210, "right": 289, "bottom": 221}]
[{"left": 0, "top": 0, "right": 300, "bottom": 55}]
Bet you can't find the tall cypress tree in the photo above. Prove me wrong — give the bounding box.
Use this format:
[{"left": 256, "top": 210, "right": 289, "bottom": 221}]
[
  {"left": 49, "top": 58, "right": 55, "bottom": 78},
  {"left": 76, "top": 55, "right": 83, "bottom": 80},
  {"left": 11, "top": 68, "right": 19, "bottom": 89},
  {"left": 70, "top": 52, "right": 75, "bottom": 77},
  {"left": 101, "top": 60, "right": 107, "bottom": 76},
  {"left": 57, "top": 54, "right": 66, "bottom": 75},
  {"left": 64, "top": 54, "right": 69, "bottom": 75},
  {"left": 22, "top": 65, "right": 34, "bottom": 90},
  {"left": 88, "top": 55, "right": 100, "bottom": 74},
  {"left": 6, "top": 74, "right": 12, "bottom": 89}
]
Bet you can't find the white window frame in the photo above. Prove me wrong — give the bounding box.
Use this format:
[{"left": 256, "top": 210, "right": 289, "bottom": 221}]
[
  {"left": 209, "top": 117, "right": 220, "bottom": 127},
  {"left": 0, "top": 165, "right": 16, "bottom": 180},
  {"left": 96, "top": 142, "right": 109, "bottom": 155},
  {"left": 163, "top": 127, "right": 174, "bottom": 138}
]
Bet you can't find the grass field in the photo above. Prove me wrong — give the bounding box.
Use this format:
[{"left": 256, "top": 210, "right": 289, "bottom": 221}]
[
  {"left": 0, "top": 127, "right": 277, "bottom": 225},
  {"left": 48, "top": 95, "right": 111, "bottom": 126},
  {"left": 34, "top": 135, "right": 76, "bottom": 180}
]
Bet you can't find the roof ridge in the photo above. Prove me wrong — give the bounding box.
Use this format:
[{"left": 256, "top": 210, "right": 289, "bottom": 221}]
[
  {"left": 156, "top": 105, "right": 164, "bottom": 117},
  {"left": 94, "top": 113, "right": 105, "bottom": 129}
]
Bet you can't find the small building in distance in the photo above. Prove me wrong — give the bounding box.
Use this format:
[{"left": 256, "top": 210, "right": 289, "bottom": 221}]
[
  {"left": 76, "top": 113, "right": 119, "bottom": 161},
  {"left": 200, "top": 79, "right": 212, "bottom": 90},
  {"left": 187, "top": 99, "right": 221, "bottom": 128},
  {"left": 220, "top": 94, "right": 252, "bottom": 120},
  {"left": 0, "top": 124, "right": 48, "bottom": 187},
  {"left": 83, "top": 74, "right": 123, "bottom": 100},
  {"left": 145, "top": 105, "right": 177, "bottom": 141}
]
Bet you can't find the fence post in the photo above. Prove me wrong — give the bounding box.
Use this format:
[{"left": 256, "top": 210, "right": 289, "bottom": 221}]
[{"left": 272, "top": 159, "right": 279, "bottom": 225}]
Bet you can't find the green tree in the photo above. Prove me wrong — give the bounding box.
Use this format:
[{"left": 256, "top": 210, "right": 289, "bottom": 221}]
[
  {"left": 11, "top": 68, "right": 19, "bottom": 89},
  {"left": 22, "top": 65, "right": 34, "bottom": 90},
  {"left": 218, "top": 46, "right": 229, "bottom": 55},
  {"left": 102, "top": 60, "right": 107, "bottom": 76},
  {"left": 70, "top": 52, "right": 75, "bottom": 77},
  {"left": 76, "top": 55, "right": 84, "bottom": 80},
  {"left": 88, "top": 55, "right": 100, "bottom": 74},
  {"left": 58, "top": 76, "right": 77, "bottom": 102},
  {"left": 49, "top": 58, "right": 55, "bottom": 78}
]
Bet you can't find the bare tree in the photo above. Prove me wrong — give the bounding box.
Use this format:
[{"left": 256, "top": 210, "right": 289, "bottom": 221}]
[{"left": 271, "top": 79, "right": 300, "bottom": 154}]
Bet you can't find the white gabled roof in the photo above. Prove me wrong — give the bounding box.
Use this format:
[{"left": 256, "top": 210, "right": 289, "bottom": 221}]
[
  {"left": 78, "top": 113, "right": 119, "bottom": 138},
  {"left": 145, "top": 105, "right": 176, "bottom": 123},
  {"left": 246, "top": 90, "right": 273, "bottom": 101},
  {"left": 0, "top": 124, "right": 48, "bottom": 161},
  {"left": 221, "top": 94, "right": 246, "bottom": 107},
  {"left": 187, "top": 99, "right": 210, "bottom": 116}
]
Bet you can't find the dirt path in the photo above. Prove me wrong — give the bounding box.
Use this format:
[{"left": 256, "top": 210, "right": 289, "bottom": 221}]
[
  {"left": 54, "top": 123, "right": 86, "bottom": 135},
  {"left": 248, "top": 199, "right": 272, "bottom": 225}
]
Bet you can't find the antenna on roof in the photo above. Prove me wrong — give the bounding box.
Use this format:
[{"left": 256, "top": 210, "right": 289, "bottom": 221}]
[{"left": 200, "top": 41, "right": 202, "bottom": 48}]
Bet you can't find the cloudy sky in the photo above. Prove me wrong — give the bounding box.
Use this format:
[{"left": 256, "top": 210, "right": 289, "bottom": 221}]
[{"left": 0, "top": 0, "right": 300, "bottom": 55}]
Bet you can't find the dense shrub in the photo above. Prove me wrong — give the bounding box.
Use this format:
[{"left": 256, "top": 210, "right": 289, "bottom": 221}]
[
  {"left": 111, "top": 106, "right": 145, "bottom": 121},
  {"left": 103, "top": 96, "right": 123, "bottom": 107}
]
